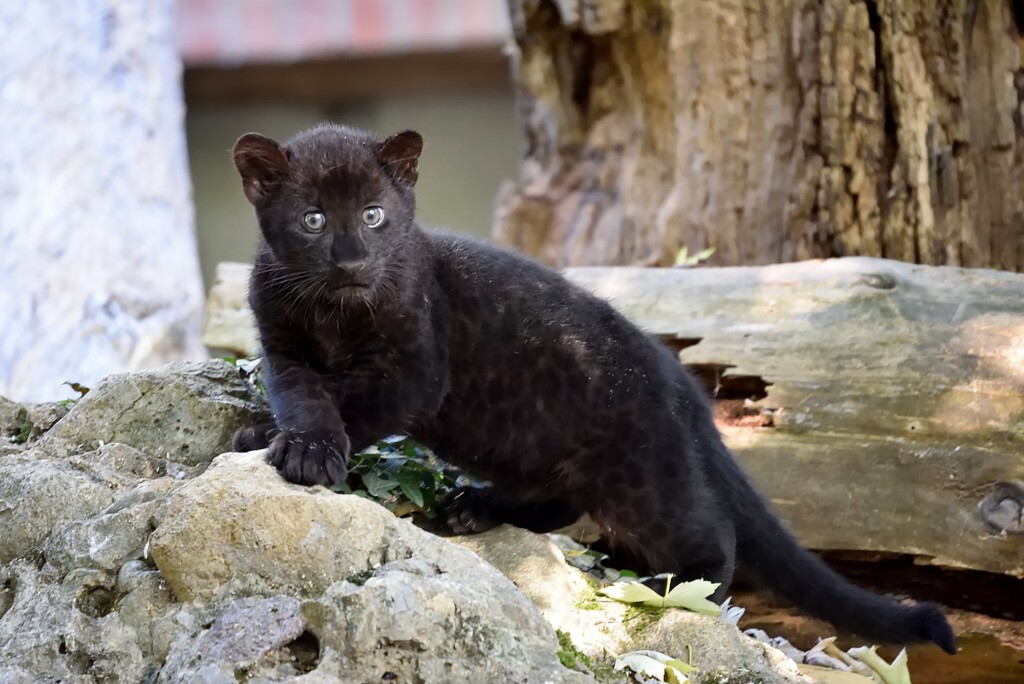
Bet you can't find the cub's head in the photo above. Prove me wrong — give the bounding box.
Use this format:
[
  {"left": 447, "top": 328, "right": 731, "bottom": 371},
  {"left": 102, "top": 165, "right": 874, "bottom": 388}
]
[{"left": 232, "top": 124, "right": 423, "bottom": 301}]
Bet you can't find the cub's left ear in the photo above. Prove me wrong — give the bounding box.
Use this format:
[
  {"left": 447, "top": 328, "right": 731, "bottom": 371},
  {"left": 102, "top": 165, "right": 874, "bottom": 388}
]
[{"left": 376, "top": 130, "right": 423, "bottom": 186}]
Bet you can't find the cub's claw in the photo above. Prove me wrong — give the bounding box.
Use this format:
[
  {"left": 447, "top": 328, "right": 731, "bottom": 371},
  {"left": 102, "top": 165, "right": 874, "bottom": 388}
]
[
  {"left": 232, "top": 422, "right": 279, "bottom": 452},
  {"left": 266, "top": 428, "right": 349, "bottom": 487}
]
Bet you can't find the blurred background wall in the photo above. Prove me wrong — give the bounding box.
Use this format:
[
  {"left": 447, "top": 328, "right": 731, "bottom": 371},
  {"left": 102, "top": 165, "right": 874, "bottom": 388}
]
[{"left": 177, "top": 0, "right": 522, "bottom": 288}]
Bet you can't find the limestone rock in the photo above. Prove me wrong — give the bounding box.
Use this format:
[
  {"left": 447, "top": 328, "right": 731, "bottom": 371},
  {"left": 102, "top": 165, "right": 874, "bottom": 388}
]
[
  {"left": 453, "top": 524, "right": 596, "bottom": 634},
  {"left": 149, "top": 451, "right": 394, "bottom": 602},
  {"left": 148, "top": 451, "right": 588, "bottom": 682},
  {"left": 27, "top": 401, "right": 73, "bottom": 438},
  {"left": 114, "top": 561, "right": 177, "bottom": 660},
  {"left": 42, "top": 478, "right": 178, "bottom": 576},
  {"left": 315, "top": 559, "right": 589, "bottom": 684},
  {"left": 456, "top": 525, "right": 812, "bottom": 684},
  {"left": 65, "top": 442, "right": 172, "bottom": 484},
  {"left": 41, "top": 360, "right": 269, "bottom": 466},
  {"left": 0, "top": 452, "right": 120, "bottom": 564},
  {"left": 150, "top": 451, "right": 542, "bottom": 606},
  {"left": 159, "top": 596, "right": 307, "bottom": 682},
  {"left": 0, "top": 357, "right": 833, "bottom": 683},
  {"left": 0, "top": 561, "right": 149, "bottom": 684}
]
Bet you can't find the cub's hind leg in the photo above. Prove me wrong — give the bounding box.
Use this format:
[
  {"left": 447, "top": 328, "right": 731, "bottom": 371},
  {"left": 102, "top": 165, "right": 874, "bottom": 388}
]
[
  {"left": 588, "top": 453, "right": 737, "bottom": 601},
  {"left": 442, "top": 486, "right": 583, "bottom": 535}
]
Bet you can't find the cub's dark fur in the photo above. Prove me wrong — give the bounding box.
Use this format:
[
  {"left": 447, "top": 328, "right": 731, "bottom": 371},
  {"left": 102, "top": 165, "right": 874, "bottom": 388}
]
[{"left": 230, "top": 123, "right": 956, "bottom": 654}]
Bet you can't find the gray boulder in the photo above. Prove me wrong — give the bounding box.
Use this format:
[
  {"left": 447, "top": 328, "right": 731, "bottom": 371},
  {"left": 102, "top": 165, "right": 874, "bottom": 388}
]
[
  {"left": 0, "top": 451, "right": 121, "bottom": 564},
  {"left": 457, "top": 525, "right": 813, "bottom": 684},
  {"left": 0, "top": 561, "right": 150, "bottom": 684},
  {"left": 151, "top": 451, "right": 588, "bottom": 683},
  {"left": 43, "top": 478, "right": 178, "bottom": 576},
  {"left": 40, "top": 359, "right": 269, "bottom": 466},
  {"left": 0, "top": 359, "right": 844, "bottom": 683}
]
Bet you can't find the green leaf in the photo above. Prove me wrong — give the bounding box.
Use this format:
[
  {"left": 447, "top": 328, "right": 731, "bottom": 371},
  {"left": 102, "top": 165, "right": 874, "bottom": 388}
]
[
  {"left": 398, "top": 471, "right": 426, "bottom": 508},
  {"left": 362, "top": 470, "right": 400, "bottom": 499}
]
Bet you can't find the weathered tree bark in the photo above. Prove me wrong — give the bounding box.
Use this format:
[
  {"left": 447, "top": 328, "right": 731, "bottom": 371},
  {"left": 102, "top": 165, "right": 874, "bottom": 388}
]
[
  {"left": 495, "top": 0, "right": 1024, "bottom": 272},
  {"left": 0, "top": 0, "right": 206, "bottom": 402},
  {"left": 203, "top": 257, "right": 1024, "bottom": 578}
]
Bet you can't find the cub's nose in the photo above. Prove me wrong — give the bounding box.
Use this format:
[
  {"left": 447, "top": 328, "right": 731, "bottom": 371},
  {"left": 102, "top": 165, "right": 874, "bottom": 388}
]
[
  {"left": 330, "top": 233, "right": 368, "bottom": 271},
  {"left": 333, "top": 255, "right": 367, "bottom": 272}
]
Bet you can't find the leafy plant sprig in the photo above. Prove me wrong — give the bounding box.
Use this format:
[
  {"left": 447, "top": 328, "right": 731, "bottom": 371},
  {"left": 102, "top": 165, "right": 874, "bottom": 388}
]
[
  {"left": 600, "top": 574, "right": 722, "bottom": 616},
  {"left": 333, "top": 435, "right": 460, "bottom": 521}
]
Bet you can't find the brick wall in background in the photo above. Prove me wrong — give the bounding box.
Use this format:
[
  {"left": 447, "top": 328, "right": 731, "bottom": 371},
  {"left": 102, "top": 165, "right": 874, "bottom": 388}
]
[{"left": 177, "top": 0, "right": 510, "bottom": 65}]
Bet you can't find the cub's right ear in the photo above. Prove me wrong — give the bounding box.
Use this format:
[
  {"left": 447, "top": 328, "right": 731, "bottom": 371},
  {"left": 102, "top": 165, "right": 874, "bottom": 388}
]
[{"left": 232, "top": 133, "right": 290, "bottom": 204}]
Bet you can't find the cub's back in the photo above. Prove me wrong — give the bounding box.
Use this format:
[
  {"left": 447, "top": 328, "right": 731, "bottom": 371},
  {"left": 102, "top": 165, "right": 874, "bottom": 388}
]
[{"left": 419, "top": 231, "right": 682, "bottom": 475}]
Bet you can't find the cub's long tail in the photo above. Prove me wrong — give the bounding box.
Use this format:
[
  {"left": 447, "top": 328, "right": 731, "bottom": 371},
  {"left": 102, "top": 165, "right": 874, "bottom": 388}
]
[{"left": 702, "top": 433, "right": 957, "bottom": 654}]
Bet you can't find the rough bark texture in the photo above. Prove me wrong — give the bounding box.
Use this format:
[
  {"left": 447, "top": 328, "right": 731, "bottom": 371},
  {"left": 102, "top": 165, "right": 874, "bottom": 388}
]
[
  {"left": 0, "top": 0, "right": 205, "bottom": 402},
  {"left": 203, "top": 257, "right": 1024, "bottom": 579},
  {"left": 495, "top": 0, "right": 1024, "bottom": 272}
]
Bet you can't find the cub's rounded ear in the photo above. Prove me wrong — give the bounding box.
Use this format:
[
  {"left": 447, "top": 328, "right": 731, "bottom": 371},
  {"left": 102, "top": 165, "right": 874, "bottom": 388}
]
[
  {"left": 376, "top": 130, "right": 423, "bottom": 186},
  {"left": 232, "top": 133, "right": 290, "bottom": 204}
]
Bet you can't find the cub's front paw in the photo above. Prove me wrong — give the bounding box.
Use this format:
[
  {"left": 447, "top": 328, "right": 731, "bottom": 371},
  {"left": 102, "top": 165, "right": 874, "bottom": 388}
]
[
  {"left": 440, "top": 486, "right": 502, "bottom": 535},
  {"left": 266, "top": 429, "right": 349, "bottom": 487}
]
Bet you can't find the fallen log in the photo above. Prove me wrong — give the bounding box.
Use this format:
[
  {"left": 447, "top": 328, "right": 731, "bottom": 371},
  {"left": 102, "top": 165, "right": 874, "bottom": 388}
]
[{"left": 203, "top": 257, "right": 1024, "bottom": 578}]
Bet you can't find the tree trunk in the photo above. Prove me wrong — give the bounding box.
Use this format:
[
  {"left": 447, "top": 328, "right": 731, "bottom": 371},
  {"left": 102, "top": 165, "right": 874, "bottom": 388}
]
[
  {"left": 0, "top": 0, "right": 205, "bottom": 402},
  {"left": 495, "top": 0, "right": 1024, "bottom": 272}
]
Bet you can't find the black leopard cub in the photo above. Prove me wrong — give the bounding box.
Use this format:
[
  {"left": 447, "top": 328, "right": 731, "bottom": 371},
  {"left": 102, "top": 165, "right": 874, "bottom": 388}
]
[{"left": 230, "top": 123, "right": 956, "bottom": 654}]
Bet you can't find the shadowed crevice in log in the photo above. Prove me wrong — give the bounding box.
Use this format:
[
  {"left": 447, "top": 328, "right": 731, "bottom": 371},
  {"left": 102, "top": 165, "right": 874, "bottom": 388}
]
[
  {"left": 656, "top": 337, "right": 777, "bottom": 426},
  {"left": 656, "top": 336, "right": 702, "bottom": 354},
  {"left": 686, "top": 363, "right": 771, "bottom": 402},
  {"left": 1010, "top": 0, "right": 1024, "bottom": 35}
]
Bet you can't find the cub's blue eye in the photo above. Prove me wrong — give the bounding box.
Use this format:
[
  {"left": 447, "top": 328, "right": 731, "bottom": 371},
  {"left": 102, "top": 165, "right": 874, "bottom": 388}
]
[
  {"left": 302, "top": 211, "right": 326, "bottom": 232},
  {"left": 362, "top": 206, "right": 385, "bottom": 228}
]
